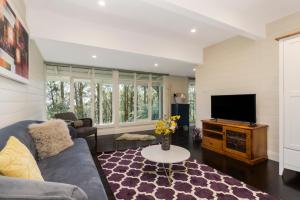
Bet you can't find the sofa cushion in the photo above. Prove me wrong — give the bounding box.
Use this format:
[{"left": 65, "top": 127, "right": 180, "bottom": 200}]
[
  {"left": 0, "top": 175, "right": 87, "bottom": 200},
  {"left": 28, "top": 120, "right": 74, "bottom": 159},
  {"left": 38, "top": 138, "right": 107, "bottom": 200},
  {"left": 0, "top": 136, "right": 43, "bottom": 181},
  {"left": 0, "top": 120, "right": 42, "bottom": 159}
]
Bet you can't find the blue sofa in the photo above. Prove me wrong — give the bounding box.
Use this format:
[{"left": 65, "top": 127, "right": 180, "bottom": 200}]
[{"left": 0, "top": 120, "right": 108, "bottom": 200}]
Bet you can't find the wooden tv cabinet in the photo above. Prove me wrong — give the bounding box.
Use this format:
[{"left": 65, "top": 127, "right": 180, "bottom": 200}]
[{"left": 201, "top": 119, "right": 268, "bottom": 165}]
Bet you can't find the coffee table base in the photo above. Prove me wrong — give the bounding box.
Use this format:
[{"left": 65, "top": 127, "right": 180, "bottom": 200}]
[{"left": 143, "top": 162, "right": 187, "bottom": 185}]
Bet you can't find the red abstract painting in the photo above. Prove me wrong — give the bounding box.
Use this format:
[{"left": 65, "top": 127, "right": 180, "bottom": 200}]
[{"left": 0, "top": 0, "right": 29, "bottom": 79}]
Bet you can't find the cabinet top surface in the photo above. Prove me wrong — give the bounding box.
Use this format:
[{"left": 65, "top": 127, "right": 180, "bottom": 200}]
[{"left": 202, "top": 119, "right": 268, "bottom": 130}]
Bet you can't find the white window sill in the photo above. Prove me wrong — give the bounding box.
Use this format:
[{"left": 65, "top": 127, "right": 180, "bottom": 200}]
[
  {"left": 96, "top": 123, "right": 115, "bottom": 129},
  {"left": 95, "top": 120, "right": 158, "bottom": 129},
  {"left": 119, "top": 120, "right": 155, "bottom": 127}
]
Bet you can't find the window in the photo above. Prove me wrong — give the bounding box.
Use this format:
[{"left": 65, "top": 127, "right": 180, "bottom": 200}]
[
  {"left": 94, "top": 70, "right": 113, "bottom": 124},
  {"left": 136, "top": 84, "right": 148, "bottom": 120},
  {"left": 95, "top": 82, "right": 113, "bottom": 124},
  {"left": 152, "top": 84, "right": 162, "bottom": 120},
  {"left": 46, "top": 80, "right": 70, "bottom": 119},
  {"left": 46, "top": 64, "right": 164, "bottom": 126},
  {"left": 188, "top": 81, "right": 196, "bottom": 122},
  {"left": 152, "top": 75, "right": 163, "bottom": 120},
  {"left": 74, "top": 80, "right": 92, "bottom": 119},
  {"left": 119, "top": 83, "right": 134, "bottom": 122}
]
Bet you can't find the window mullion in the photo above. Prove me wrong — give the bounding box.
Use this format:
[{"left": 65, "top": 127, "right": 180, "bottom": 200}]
[
  {"left": 148, "top": 75, "right": 152, "bottom": 121},
  {"left": 70, "top": 77, "right": 74, "bottom": 112},
  {"left": 159, "top": 85, "right": 162, "bottom": 119},
  {"left": 91, "top": 69, "right": 95, "bottom": 124},
  {"left": 113, "top": 70, "right": 119, "bottom": 126},
  {"left": 134, "top": 73, "right": 137, "bottom": 122},
  {"left": 99, "top": 82, "right": 103, "bottom": 124}
]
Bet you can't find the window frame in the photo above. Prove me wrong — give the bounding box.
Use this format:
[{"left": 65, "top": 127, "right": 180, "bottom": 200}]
[
  {"left": 46, "top": 65, "right": 164, "bottom": 127},
  {"left": 188, "top": 81, "right": 196, "bottom": 123},
  {"left": 45, "top": 77, "right": 71, "bottom": 119},
  {"left": 151, "top": 83, "right": 163, "bottom": 121},
  {"left": 73, "top": 78, "right": 93, "bottom": 119},
  {"left": 94, "top": 79, "right": 113, "bottom": 125}
]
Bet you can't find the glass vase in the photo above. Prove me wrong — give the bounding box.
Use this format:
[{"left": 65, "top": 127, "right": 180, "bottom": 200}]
[{"left": 161, "top": 134, "right": 171, "bottom": 151}]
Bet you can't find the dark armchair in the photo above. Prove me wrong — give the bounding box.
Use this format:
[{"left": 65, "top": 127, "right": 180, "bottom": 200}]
[{"left": 54, "top": 112, "right": 98, "bottom": 153}]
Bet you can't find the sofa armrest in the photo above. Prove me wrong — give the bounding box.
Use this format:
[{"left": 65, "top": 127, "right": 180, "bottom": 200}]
[
  {"left": 79, "top": 118, "right": 93, "bottom": 127},
  {"left": 0, "top": 176, "right": 88, "bottom": 200},
  {"left": 68, "top": 126, "right": 78, "bottom": 139}
]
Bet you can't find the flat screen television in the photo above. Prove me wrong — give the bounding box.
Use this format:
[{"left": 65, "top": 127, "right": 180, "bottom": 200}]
[{"left": 211, "top": 94, "right": 256, "bottom": 124}]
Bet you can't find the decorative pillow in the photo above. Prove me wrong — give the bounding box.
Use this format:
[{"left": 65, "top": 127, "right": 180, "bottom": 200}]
[
  {"left": 73, "top": 120, "right": 84, "bottom": 128},
  {"left": 28, "top": 119, "right": 74, "bottom": 159},
  {"left": 116, "top": 133, "right": 156, "bottom": 141},
  {"left": 0, "top": 136, "right": 44, "bottom": 181}
]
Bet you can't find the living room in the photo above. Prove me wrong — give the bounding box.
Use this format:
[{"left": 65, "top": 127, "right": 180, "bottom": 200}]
[{"left": 1, "top": 0, "right": 300, "bottom": 200}]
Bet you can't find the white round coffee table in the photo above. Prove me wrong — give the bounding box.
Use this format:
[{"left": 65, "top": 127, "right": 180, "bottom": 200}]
[{"left": 141, "top": 145, "right": 190, "bottom": 184}]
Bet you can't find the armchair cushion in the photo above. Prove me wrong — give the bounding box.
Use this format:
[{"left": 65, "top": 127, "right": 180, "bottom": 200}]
[
  {"left": 73, "top": 120, "right": 84, "bottom": 128},
  {"left": 76, "top": 127, "right": 97, "bottom": 138},
  {"left": 54, "top": 112, "right": 77, "bottom": 122},
  {"left": 79, "top": 118, "right": 93, "bottom": 127}
]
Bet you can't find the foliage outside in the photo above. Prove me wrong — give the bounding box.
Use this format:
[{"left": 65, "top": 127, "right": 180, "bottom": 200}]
[
  {"left": 151, "top": 86, "right": 160, "bottom": 120},
  {"left": 95, "top": 83, "right": 113, "bottom": 124},
  {"left": 74, "top": 81, "right": 91, "bottom": 119},
  {"left": 46, "top": 80, "right": 70, "bottom": 119},
  {"left": 189, "top": 84, "right": 196, "bottom": 122},
  {"left": 119, "top": 83, "right": 134, "bottom": 122}
]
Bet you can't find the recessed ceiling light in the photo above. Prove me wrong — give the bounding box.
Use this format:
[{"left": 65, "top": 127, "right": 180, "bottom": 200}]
[
  {"left": 154, "top": 63, "right": 159, "bottom": 67},
  {"left": 190, "top": 28, "right": 197, "bottom": 33},
  {"left": 92, "top": 55, "right": 97, "bottom": 59},
  {"left": 193, "top": 68, "right": 196, "bottom": 71},
  {"left": 98, "top": 0, "right": 106, "bottom": 7}
]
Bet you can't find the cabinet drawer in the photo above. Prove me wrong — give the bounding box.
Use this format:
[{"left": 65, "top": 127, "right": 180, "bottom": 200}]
[{"left": 202, "top": 136, "right": 223, "bottom": 151}]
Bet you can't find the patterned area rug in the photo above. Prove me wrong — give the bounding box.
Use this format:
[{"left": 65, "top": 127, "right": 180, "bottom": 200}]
[{"left": 98, "top": 148, "right": 276, "bottom": 200}]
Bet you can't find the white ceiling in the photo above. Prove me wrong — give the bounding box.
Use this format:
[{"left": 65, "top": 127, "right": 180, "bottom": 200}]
[
  {"left": 27, "top": 0, "right": 236, "bottom": 47},
  {"left": 35, "top": 38, "right": 197, "bottom": 77},
  {"left": 27, "top": 0, "right": 300, "bottom": 77},
  {"left": 150, "top": 0, "right": 300, "bottom": 38}
]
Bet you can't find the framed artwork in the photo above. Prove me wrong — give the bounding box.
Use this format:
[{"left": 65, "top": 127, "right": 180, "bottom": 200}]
[{"left": 0, "top": 0, "right": 29, "bottom": 84}]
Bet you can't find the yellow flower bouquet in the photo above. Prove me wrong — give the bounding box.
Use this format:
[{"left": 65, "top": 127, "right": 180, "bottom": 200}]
[{"left": 155, "top": 115, "right": 180, "bottom": 150}]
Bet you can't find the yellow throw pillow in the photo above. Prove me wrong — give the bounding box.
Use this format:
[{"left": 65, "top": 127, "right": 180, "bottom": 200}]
[{"left": 0, "top": 136, "right": 44, "bottom": 181}]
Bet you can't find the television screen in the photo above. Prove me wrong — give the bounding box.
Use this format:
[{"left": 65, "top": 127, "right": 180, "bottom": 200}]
[{"left": 211, "top": 94, "right": 256, "bottom": 123}]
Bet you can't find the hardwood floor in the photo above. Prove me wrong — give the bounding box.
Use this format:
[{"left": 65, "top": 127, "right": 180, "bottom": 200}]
[{"left": 89, "top": 128, "right": 300, "bottom": 200}]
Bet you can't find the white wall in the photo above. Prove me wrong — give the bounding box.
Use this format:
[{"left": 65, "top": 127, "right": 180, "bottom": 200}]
[
  {"left": 163, "top": 75, "right": 189, "bottom": 116},
  {"left": 196, "top": 12, "right": 300, "bottom": 162},
  {"left": 0, "top": 1, "right": 45, "bottom": 128}
]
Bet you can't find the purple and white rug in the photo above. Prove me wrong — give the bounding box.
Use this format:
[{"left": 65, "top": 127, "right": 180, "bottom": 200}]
[{"left": 98, "top": 148, "right": 276, "bottom": 200}]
